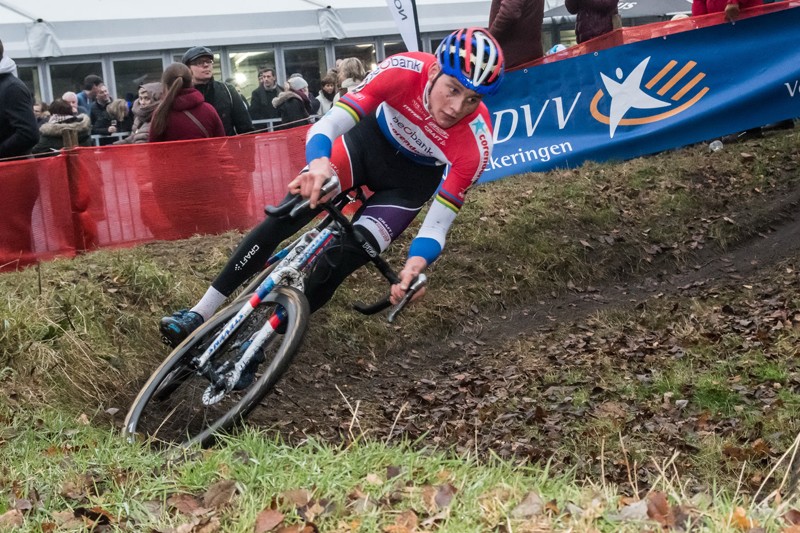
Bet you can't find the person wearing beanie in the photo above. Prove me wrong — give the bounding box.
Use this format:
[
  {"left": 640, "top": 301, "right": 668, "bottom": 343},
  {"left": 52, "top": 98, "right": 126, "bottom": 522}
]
[{"left": 271, "top": 76, "right": 315, "bottom": 130}]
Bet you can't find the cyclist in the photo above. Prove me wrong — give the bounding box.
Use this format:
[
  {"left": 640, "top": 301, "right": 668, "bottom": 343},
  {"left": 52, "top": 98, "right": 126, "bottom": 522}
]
[{"left": 161, "top": 27, "right": 505, "bottom": 348}]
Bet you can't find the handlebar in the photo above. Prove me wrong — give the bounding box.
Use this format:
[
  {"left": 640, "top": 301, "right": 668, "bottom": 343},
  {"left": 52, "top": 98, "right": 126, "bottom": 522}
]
[
  {"left": 265, "top": 174, "right": 425, "bottom": 323},
  {"left": 353, "top": 273, "right": 427, "bottom": 323},
  {"left": 264, "top": 175, "right": 341, "bottom": 219}
]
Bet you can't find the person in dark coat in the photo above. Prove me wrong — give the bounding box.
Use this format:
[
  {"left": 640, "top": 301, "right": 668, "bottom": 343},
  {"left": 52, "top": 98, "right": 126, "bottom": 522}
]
[
  {"left": 181, "top": 46, "right": 253, "bottom": 136},
  {"left": 272, "top": 77, "right": 314, "bottom": 130},
  {"left": 31, "top": 99, "right": 92, "bottom": 155},
  {"left": 0, "top": 40, "right": 39, "bottom": 159},
  {"left": 564, "top": 0, "right": 619, "bottom": 44},
  {"left": 249, "top": 67, "right": 282, "bottom": 122},
  {"left": 488, "top": 0, "right": 545, "bottom": 69},
  {"left": 0, "top": 38, "right": 41, "bottom": 265}
]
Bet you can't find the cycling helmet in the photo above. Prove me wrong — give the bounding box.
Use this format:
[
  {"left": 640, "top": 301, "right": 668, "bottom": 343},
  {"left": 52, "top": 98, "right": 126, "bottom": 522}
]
[{"left": 435, "top": 28, "right": 505, "bottom": 96}]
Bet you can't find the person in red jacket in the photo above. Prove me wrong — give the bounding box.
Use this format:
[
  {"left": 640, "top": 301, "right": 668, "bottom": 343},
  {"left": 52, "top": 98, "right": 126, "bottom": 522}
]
[
  {"left": 692, "top": 0, "right": 763, "bottom": 21},
  {"left": 564, "top": 0, "right": 619, "bottom": 44},
  {"left": 149, "top": 62, "right": 224, "bottom": 142},
  {"left": 147, "top": 63, "right": 249, "bottom": 237}
]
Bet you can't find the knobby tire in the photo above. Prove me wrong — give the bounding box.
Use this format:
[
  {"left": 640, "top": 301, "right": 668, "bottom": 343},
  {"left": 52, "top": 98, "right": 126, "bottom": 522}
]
[{"left": 123, "top": 286, "right": 309, "bottom": 448}]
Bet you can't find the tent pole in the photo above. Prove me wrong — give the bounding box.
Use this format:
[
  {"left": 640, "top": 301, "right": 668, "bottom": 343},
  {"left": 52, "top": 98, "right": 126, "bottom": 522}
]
[{"left": 0, "top": 0, "right": 39, "bottom": 22}]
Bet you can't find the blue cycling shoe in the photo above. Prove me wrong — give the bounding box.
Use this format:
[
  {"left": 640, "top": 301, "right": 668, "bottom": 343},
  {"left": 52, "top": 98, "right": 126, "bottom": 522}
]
[
  {"left": 234, "top": 340, "right": 266, "bottom": 390},
  {"left": 160, "top": 309, "right": 204, "bottom": 348}
]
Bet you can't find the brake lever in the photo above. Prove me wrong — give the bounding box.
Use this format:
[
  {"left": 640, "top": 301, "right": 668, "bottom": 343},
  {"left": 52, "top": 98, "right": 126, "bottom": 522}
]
[
  {"left": 290, "top": 175, "right": 341, "bottom": 218},
  {"left": 387, "top": 274, "right": 427, "bottom": 323}
]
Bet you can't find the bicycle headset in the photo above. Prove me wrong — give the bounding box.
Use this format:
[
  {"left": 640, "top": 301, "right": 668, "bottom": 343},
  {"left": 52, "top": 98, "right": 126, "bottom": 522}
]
[{"left": 435, "top": 27, "right": 505, "bottom": 96}]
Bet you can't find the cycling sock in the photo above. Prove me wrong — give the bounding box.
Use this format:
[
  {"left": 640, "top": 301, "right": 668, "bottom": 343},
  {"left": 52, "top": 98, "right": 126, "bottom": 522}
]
[{"left": 191, "top": 286, "right": 227, "bottom": 321}]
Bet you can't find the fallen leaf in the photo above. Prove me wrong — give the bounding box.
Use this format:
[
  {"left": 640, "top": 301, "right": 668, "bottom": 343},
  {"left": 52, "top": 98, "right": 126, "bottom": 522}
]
[
  {"left": 785, "top": 509, "right": 800, "bottom": 525},
  {"left": 0, "top": 509, "right": 24, "bottom": 527},
  {"left": 729, "top": 506, "right": 757, "bottom": 530},
  {"left": 434, "top": 483, "right": 457, "bottom": 509},
  {"left": 647, "top": 491, "right": 674, "bottom": 527},
  {"left": 510, "top": 492, "right": 544, "bottom": 518},
  {"left": 203, "top": 479, "right": 237, "bottom": 509},
  {"left": 365, "top": 473, "right": 383, "bottom": 486},
  {"left": 383, "top": 509, "right": 418, "bottom": 533},
  {"left": 609, "top": 499, "right": 649, "bottom": 522},
  {"left": 282, "top": 489, "right": 312, "bottom": 508},
  {"left": 168, "top": 493, "right": 206, "bottom": 516},
  {"left": 254, "top": 509, "right": 284, "bottom": 533}
]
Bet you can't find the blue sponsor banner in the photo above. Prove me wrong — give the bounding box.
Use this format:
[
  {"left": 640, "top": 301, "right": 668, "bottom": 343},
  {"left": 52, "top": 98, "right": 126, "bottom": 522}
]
[{"left": 481, "top": 6, "right": 800, "bottom": 182}]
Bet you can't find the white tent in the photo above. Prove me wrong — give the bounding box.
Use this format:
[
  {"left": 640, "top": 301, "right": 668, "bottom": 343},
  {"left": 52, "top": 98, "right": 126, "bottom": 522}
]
[
  {"left": 0, "top": 0, "right": 502, "bottom": 60},
  {"left": 1, "top": 1, "right": 568, "bottom": 59}
]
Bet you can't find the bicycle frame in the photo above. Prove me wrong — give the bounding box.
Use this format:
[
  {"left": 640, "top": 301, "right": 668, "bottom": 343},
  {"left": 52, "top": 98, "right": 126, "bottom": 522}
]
[{"left": 197, "top": 220, "right": 342, "bottom": 404}]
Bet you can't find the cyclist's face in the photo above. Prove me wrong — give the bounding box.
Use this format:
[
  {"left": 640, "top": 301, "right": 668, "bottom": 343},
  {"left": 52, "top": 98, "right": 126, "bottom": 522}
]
[{"left": 427, "top": 65, "right": 482, "bottom": 129}]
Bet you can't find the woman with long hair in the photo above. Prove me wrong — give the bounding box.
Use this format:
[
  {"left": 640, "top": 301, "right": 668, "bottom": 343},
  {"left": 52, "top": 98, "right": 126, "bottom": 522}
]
[
  {"left": 149, "top": 62, "right": 224, "bottom": 142},
  {"left": 334, "top": 57, "right": 366, "bottom": 103},
  {"left": 105, "top": 98, "right": 134, "bottom": 135},
  {"left": 145, "top": 63, "right": 249, "bottom": 238}
]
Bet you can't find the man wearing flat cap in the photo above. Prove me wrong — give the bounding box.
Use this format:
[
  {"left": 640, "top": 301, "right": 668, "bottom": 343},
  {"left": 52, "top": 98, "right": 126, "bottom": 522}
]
[{"left": 182, "top": 46, "right": 253, "bottom": 136}]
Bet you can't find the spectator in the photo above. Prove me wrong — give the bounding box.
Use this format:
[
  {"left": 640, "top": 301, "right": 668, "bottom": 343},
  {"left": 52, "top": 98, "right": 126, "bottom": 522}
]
[
  {"left": 181, "top": 46, "right": 253, "bottom": 136},
  {"left": 114, "top": 82, "right": 164, "bottom": 144},
  {"left": 488, "top": 0, "right": 545, "bottom": 68},
  {"left": 62, "top": 91, "right": 89, "bottom": 115},
  {"left": 31, "top": 99, "right": 92, "bottom": 154},
  {"left": 77, "top": 74, "right": 103, "bottom": 114},
  {"left": 33, "top": 101, "right": 50, "bottom": 126},
  {"left": 0, "top": 39, "right": 39, "bottom": 159},
  {"left": 106, "top": 98, "right": 134, "bottom": 137},
  {"left": 272, "top": 76, "right": 314, "bottom": 130},
  {"left": 692, "top": 0, "right": 769, "bottom": 143},
  {"left": 692, "top": 0, "right": 762, "bottom": 20},
  {"left": 334, "top": 57, "right": 366, "bottom": 102},
  {"left": 149, "top": 63, "right": 225, "bottom": 142},
  {"left": 564, "top": 0, "right": 620, "bottom": 44},
  {"left": 147, "top": 63, "right": 249, "bottom": 237},
  {"left": 0, "top": 38, "right": 41, "bottom": 264},
  {"left": 316, "top": 72, "right": 337, "bottom": 116},
  {"left": 249, "top": 67, "right": 283, "bottom": 122},
  {"left": 90, "top": 84, "right": 114, "bottom": 138}
]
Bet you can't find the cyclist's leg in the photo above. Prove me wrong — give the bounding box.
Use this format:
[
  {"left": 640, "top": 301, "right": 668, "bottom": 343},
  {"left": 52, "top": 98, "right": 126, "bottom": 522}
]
[
  {"left": 160, "top": 195, "right": 319, "bottom": 346},
  {"left": 302, "top": 132, "right": 444, "bottom": 313},
  {"left": 210, "top": 196, "right": 317, "bottom": 296}
]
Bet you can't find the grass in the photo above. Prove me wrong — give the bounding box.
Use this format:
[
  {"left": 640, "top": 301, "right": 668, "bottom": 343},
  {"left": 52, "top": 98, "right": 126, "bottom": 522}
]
[
  {"left": 1, "top": 129, "right": 800, "bottom": 530},
  {"left": 2, "top": 400, "right": 799, "bottom": 532}
]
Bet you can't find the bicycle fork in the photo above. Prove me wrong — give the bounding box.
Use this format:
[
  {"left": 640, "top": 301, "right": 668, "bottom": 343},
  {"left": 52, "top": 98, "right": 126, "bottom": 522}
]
[{"left": 197, "top": 228, "right": 336, "bottom": 405}]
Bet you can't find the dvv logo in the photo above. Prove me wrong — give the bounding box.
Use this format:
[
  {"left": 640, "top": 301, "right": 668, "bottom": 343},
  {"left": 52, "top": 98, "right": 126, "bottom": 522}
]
[{"left": 590, "top": 56, "right": 710, "bottom": 138}]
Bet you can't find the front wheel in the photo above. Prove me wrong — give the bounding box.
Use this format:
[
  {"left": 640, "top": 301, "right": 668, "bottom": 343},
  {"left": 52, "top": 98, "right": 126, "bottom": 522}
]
[{"left": 123, "top": 286, "right": 310, "bottom": 448}]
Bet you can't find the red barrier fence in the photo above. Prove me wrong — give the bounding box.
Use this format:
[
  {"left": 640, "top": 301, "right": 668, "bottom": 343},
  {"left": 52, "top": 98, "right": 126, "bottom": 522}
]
[{"left": 0, "top": 127, "right": 308, "bottom": 271}]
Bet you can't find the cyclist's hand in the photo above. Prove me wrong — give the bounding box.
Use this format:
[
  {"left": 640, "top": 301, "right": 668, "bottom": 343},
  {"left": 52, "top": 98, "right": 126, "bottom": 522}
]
[
  {"left": 391, "top": 256, "right": 428, "bottom": 305},
  {"left": 288, "top": 157, "right": 333, "bottom": 209}
]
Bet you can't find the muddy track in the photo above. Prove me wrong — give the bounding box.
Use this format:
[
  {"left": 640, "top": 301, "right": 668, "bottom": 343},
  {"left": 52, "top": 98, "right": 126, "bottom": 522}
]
[{"left": 241, "top": 188, "right": 800, "bottom": 448}]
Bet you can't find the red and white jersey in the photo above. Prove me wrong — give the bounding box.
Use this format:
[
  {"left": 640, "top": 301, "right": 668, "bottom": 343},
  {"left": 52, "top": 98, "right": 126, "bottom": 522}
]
[
  {"left": 305, "top": 52, "right": 495, "bottom": 264},
  {"left": 307, "top": 51, "right": 494, "bottom": 216}
]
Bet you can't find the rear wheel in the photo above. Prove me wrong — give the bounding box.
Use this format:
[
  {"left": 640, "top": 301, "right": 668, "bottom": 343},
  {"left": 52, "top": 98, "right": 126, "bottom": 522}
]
[{"left": 123, "top": 286, "right": 309, "bottom": 448}]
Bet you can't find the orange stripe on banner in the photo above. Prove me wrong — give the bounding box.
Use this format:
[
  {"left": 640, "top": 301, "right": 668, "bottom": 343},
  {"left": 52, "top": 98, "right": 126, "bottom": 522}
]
[
  {"left": 658, "top": 61, "right": 697, "bottom": 96},
  {"left": 672, "top": 72, "right": 706, "bottom": 101},
  {"left": 646, "top": 60, "right": 677, "bottom": 89},
  {"left": 590, "top": 87, "right": 709, "bottom": 125}
]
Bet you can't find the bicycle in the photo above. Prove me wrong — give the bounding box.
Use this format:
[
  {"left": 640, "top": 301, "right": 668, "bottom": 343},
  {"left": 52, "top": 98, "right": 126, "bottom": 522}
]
[{"left": 123, "top": 175, "right": 427, "bottom": 448}]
